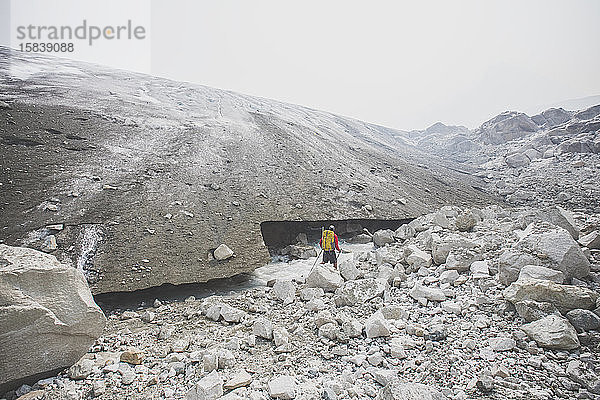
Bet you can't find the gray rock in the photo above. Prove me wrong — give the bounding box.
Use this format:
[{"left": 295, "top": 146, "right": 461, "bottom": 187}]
[
  {"left": 516, "top": 224, "right": 590, "bottom": 280},
  {"left": 470, "top": 260, "right": 490, "bottom": 279},
  {"left": 268, "top": 375, "right": 297, "bottom": 399},
  {"left": 409, "top": 283, "right": 446, "bottom": 302},
  {"left": 334, "top": 278, "right": 386, "bottom": 307},
  {"left": 579, "top": 231, "right": 600, "bottom": 250},
  {"left": 338, "top": 259, "right": 360, "bottom": 281},
  {"left": 299, "top": 287, "right": 324, "bottom": 301},
  {"left": 445, "top": 247, "right": 479, "bottom": 272},
  {"left": 539, "top": 206, "right": 580, "bottom": 240},
  {"left": 477, "top": 111, "right": 538, "bottom": 145},
  {"left": 377, "top": 264, "right": 399, "bottom": 284},
  {"left": 252, "top": 318, "right": 273, "bottom": 340},
  {"left": 566, "top": 309, "right": 600, "bottom": 332},
  {"left": 389, "top": 338, "right": 407, "bottom": 359},
  {"left": 521, "top": 315, "right": 580, "bottom": 350},
  {"left": 439, "top": 270, "right": 459, "bottom": 284},
  {"left": 217, "top": 349, "right": 235, "bottom": 369},
  {"left": 404, "top": 245, "right": 432, "bottom": 270},
  {"left": 455, "top": 210, "right": 477, "bottom": 232},
  {"left": 219, "top": 304, "right": 245, "bottom": 323},
  {"left": 121, "top": 370, "right": 136, "bottom": 385},
  {"left": 341, "top": 319, "right": 363, "bottom": 338},
  {"left": 376, "top": 381, "right": 444, "bottom": 400},
  {"left": 224, "top": 370, "right": 252, "bottom": 390},
  {"left": 365, "top": 312, "right": 391, "bottom": 338},
  {"left": 140, "top": 310, "right": 156, "bottom": 323},
  {"left": 214, "top": 244, "right": 234, "bottom": 261},
  {"left": 272, "top": 280, "right": 296, "bottom": 303},
  {"left": 505, "top": 153, "right": 530, "bottom": 168},
  {"left": 488, "top": 336, "right": 516, "bottom": 351},
  {"left": 518, "top": 265, "right": 564, "bottom": 283},
  {"left": 515, "top": 300, "right": 560, "bottom": 322},
  {"left": 476, "top": 375, "right": 494, "bottom": 393},
  {"left": 0, "top": 245, "right": 106, "bottom": 393},
  {"left": 431, "top": 234, "right": 477, "bottom": 265},
  {"left": 503, "top": 278, "right": 598, "bottom": 313},
  {"left": 380, "top": 305, "right": 408, "bottom": 320},
  {"left": 440, "top": 301, "right": 461, "bottom": 315},
  {"left": 306, "top": 265, "right": 344, "bottom": 292},
  {"left": 394, "top": 224, "right": 415, "bottom": 241},
  {"left": 372, "top": 369, "right": 398, "bottom": 386},
  {"left": 373, "top": 229, "right": 396, "bottom": 247},
  {"left": 186, "top": 370, "right": 223, "bottom": 400},
  {"left": 273, "top": 327, "right": 290, "bottom": 347},
  {"left": 497, "top": 249, "right": 542, "bottom": 286},
  {"left": 68, "top": 358, "right": 95, "bottom": 380},
  {"left": 0, "top": 100, "right": 12, "bottom": 109},
  {"left": 318, "top": 322, "right": 341, "bottom": 341}
]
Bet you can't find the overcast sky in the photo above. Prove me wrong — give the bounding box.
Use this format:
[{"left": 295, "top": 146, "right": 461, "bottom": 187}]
[{"left": 2, "top": 0, "right": 600, "bottom": 130}]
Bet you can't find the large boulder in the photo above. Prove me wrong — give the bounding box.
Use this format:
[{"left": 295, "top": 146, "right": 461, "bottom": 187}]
[
  {"left": 518, "top": 265, "right": 564, "bottom": 283},
  {"left": 0, "top": 245, "right": 106, "bottom": 392},
  {"left": 521, "top": 315, "right": 580, "bottom": 350},
  {"left": 394, "top": 224, "right": 416, "bottom": 241},
  {"left": 515, "top": 300, "right": 560, "bottom": 322},
  {"left": 503, "top": 278, "right": 598, "bottom": 313},
  {"left": 538, "top": 206, "right": 580, "bottom": 240},
  {"left": 497, "top": 249, "right": 541, "bottom": 286},
  {"left": 339, "top": 259, "right": 361, "bottom": 281},
  {"left": 566, "top": 309, "right": 600, "bottom": 332},
  {"left": 306, "top": 265, "right": 343, "bottom": 292},
  {"left": 373, "top": 230, "right": 396, "bottom": 247},
  {"left": 404, "top": 245, "right": 432, "bottom": 270},
  {"left": 376, "top": 381, "right": 444, "bottom": 400},
  {"left": 268, "top": 375, "right": 297, "bottom": 399},
  {"left": 431, "top": 234, "right": 478, "bottom": 265},
  {"left": 531, "top": 108, "right": 572, "bottom": 128},
  {"left": 516, "top": 224, "right": 590, "bottom": 280}
]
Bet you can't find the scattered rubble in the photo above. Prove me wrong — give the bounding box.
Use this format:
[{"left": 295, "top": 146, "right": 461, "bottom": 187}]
[{"left": 5, "top": 205, "right": 599, "bottom": 400}]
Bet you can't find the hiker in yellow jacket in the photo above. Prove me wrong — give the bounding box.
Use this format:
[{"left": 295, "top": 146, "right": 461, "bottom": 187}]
[{"left": 319, "top": 225, "right": 341, "bottom": 269}]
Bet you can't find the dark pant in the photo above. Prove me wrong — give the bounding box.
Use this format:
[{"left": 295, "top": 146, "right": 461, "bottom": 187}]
[{"left": 323, "top": 250, "right": 337, "bottom": 264}]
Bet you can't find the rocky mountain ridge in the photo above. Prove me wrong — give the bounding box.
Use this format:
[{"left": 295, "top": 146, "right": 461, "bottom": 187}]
[{"left": 396, "top": 104, "right": 600, "bottom": 212}]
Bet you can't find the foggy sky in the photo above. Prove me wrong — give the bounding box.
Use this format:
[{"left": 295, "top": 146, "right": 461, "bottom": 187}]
[
  {"left": 2, "top": 0, "right": 600, "bottom": 130},
  {"left": 150, "top": 0, "right": 600, "bottom": 130}
]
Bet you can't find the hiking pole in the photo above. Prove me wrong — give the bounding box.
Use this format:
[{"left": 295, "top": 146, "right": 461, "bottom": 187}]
[{"left": 308, "top": 249, "right": 323, "bottom": 277}]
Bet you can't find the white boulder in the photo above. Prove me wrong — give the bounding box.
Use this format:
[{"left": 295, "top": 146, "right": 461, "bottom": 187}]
[
  {"left": 0, "top": 245, "right": 106, "bottom": 392},
  {"left": 306, "top": 265, "right": 344, "bottom": 292},
  {"left": 518, "top": 265, "right": 564, "bottom": 283},
  {"left": 521, "top": 315, "right": 580, "bottom": 350},
  {"left": 268, "top": 375, "right": 297, "bottom": 399},
  {"left": 186, "top": 370, "right": 224, "bottom": 400}
]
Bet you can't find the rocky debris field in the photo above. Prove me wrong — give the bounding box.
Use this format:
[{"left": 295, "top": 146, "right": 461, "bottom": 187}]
[
  {"left": 400, "top": 105, "right": 600, "bottom": 213},
  {"left": 4, "top": 205, "right": 600, "bottom": 400}
]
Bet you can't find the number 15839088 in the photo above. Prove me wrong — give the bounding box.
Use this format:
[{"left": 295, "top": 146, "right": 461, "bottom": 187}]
[{"left": 19, "top": 42, "right": 74, "bottom": 53}]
